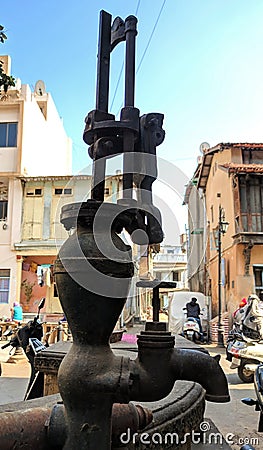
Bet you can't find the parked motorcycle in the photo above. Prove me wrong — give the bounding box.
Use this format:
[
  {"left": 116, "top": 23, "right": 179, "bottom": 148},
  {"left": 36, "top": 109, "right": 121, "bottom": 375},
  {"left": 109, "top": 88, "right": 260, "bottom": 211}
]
[
  {"left": 226, "top": 332, "right": 263, "bottom": 383},
  {"left": 1, "top": 323, "right": 20, "bottom": 340},
  {"left": 1, "top": 298, "right": 46, "bottom": 399},
  {"left": 226, "top": 296, "right": 263, "bottom": 382},
  {"left": 241, "top": 362, "right": 263, "bottom": 432}
]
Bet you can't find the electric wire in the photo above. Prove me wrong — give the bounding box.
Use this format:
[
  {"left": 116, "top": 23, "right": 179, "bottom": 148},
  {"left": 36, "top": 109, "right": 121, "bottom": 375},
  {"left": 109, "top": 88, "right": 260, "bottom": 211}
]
[
  {"left": 112, "top": 0, "right": 167, "bottom": 116},
  {"left": 110, "top": 0, "right": 141, "bottom": 112},
  {"left": 136, "top": 0, "right": 166, "bottom": 74}
]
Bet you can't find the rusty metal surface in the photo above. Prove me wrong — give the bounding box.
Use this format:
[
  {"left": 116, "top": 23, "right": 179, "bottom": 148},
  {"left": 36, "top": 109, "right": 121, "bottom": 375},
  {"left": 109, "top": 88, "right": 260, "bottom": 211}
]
[
  {"left": 0, "top": 406, "right": 50, "bottom": 450},
  {"left": 128, "top": 381, "right": 206, "bottom": 450},
  {"left": 112, "top": 403, "right": 152, "bottom": 436},
  {"left": 171, "top": 349, "right": 230, "bottom": 403},
  {"left": 0, "top": 400, "right": 152, "bottom": 450}
]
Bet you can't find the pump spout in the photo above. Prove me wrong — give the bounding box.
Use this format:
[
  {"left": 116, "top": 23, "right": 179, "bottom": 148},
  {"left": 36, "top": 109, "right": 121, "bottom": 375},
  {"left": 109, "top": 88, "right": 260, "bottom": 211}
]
[
  {"left": 128, "top": 325, "right": 230, "bottom": 404},
  {"left": 171, "top": 349, "right": 230, "bottom": 403}
]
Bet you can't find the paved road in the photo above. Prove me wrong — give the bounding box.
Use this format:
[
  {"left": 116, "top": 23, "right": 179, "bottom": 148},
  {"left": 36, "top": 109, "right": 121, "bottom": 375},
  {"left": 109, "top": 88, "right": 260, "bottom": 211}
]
[
  {"left": 0, "top": 340, "right": 30, "bottom": 404},
  {"left": 0, "top": 335, "right": 262, "bottom": 449},
  {"left": 204, "top": 344, "right": 262, "bottom": 450}
]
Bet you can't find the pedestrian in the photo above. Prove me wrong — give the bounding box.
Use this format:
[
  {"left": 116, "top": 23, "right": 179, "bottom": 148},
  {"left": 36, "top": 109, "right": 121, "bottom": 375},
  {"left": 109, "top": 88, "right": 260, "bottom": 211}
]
[{"left": 10, "top": 302, "right": 23, "bottom": 323}]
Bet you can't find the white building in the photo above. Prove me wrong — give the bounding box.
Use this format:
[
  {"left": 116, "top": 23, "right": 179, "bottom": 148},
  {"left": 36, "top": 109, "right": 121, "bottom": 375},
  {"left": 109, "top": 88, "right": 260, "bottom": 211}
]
[
  {"left": 0, "top": 55, "right": 72, "bottom": 318},
  {"left": 153, "top": 244, "right": 187, "bottom": 286}
]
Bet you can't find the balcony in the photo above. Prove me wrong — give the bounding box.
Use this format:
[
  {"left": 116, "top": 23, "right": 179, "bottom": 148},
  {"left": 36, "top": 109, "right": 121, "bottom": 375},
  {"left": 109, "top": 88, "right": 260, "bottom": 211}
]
[
  {"left": 233, "top": 231, "right": 263, "bottom": 245},
  {"left": 153, "top": 253, "right": 187, "bottom": 263}
]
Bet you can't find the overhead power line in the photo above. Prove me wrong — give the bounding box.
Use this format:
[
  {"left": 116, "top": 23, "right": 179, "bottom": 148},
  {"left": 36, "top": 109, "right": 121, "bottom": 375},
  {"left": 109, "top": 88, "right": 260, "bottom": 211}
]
[
  {"left": 111, "top": 0, "right": 166, "bottom": 114},
  {"left": 135, "top": 0, "right": 141, "bottom": 15},
  {"left": 136, "top": 0, "right": 166, "bottom": 74},
  {"left": 110, "top": 0, "right": 141, "bottom": 111}
]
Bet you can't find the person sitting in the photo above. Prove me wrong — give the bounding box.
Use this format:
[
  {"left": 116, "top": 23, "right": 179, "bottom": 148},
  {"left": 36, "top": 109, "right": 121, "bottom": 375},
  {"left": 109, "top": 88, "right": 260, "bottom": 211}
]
[
  {"left": 10, "top": 302, "right": 23, "bottom": 323},
  {"left": 185, "top": 297, "right": 203, "bottom": 335}
]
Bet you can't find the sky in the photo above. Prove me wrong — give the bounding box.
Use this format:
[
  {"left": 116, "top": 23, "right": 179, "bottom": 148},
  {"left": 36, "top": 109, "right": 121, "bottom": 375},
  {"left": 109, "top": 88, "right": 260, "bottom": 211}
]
[{"left": 1, "top": 0, "right": 263, "bottom": 243}]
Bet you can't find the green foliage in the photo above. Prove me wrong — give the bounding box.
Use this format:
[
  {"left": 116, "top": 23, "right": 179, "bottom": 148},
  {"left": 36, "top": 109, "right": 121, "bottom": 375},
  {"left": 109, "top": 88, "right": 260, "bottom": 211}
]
[
  {"left": 0, "top": 25, "right": 7, "bottom": 43},
  {"left": 0, "top": 24, "right": 15, "bottom": 93},
  {"left": 0, "top": 61, "right": 15, "bottom": 92},
  {"left": 21, "top": 279, "right": 36, "bottom": 304}
]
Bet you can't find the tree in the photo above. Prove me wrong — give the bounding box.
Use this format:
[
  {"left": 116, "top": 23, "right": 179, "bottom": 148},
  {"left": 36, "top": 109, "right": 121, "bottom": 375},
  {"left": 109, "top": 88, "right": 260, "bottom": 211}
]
[
  {"left": 0, "top": 25, "right": 15, "bottom": 93},
  {"left": 21, "top": 279, "right": 36, "bottom": 307}
]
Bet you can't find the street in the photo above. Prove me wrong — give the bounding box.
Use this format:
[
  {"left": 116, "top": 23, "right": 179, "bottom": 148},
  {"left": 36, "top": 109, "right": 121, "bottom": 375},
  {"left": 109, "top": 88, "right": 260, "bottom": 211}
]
[
  {"left": 204, "top": 344, "right": 262, "bottom": 450},
  {"left": 0, "top": 337, "right": 262, "bottom": 449}
]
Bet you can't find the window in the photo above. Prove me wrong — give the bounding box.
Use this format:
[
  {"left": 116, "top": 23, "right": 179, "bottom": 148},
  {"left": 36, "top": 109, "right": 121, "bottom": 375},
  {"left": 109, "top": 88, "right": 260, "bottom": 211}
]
[
  {"left": 253, "top": 266, "right": 263, "bottom": 298},
  {"left": 242, "top": 149, "right": 263, "bottom": 165},
  {"left": 172, "top": 271, "right": 179, "bottom": 282},
  {"left": 26, "top": 188, "right": 42, "bottom": 196},
  {"left": 54, "top": 188, "right": 72, "bottom": 195},
  {"left": 239, "top": 175, "right": 263, "bottom": 232},
  {"left": 155, "top": 272, "right": 163, "bottom": 280},
  {"left": 0, "top": 269, "right": 10, "bottom": 304},
  {"left": 0, "top": 200, "right": 8, "bottom": 220},
  {"left": 0, "top": 122, "right": 18, "bottom": 147}
]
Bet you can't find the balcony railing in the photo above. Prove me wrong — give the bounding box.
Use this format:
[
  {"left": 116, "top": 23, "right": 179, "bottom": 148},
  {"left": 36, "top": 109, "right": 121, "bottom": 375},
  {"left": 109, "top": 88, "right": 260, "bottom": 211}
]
[{"left": 153, "top": 253, "right": 187, "bottom": 263}]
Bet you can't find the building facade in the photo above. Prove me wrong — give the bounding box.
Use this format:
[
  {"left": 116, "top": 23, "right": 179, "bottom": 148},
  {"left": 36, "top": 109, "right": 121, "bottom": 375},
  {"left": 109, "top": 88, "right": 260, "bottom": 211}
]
[
  {"left": 152, "top": 244, "right": 187, "bottom": 288},
  {"left": 0, "top": 55, "right": 72, "bottom": 318},
  {"left": 186, "top": 143, "right": 263, "bottom": 319},
  {"left": 183, "top": 167, "right": 206, "bottom": 294},
  {"left": 14, "top": 175, "right": 128, "bottom": 315}
]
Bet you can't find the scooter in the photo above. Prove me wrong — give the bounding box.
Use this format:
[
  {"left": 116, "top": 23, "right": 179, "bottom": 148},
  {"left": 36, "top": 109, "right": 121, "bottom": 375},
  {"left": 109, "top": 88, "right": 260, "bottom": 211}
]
[
  {"left": 226, "top": 330, "right": 263, "bottom": 383},
  {"left": 1, "top": 298, "right": 46, "bottom": 399},
  {"left": 182, "top": 313, "right": 204, "bottom": 343},
  {"left": 241, "top": 362, "right": 263, "bottom": 432}
]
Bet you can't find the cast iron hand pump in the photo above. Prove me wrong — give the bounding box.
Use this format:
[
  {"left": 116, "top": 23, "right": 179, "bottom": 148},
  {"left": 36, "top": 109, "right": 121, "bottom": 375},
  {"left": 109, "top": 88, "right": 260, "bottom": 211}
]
[
  {"left": 52, "top": 10, "right": 230, "bottom": 450},
  {"left": 0, "top": 9, "right": 230, "bottom": 450}
]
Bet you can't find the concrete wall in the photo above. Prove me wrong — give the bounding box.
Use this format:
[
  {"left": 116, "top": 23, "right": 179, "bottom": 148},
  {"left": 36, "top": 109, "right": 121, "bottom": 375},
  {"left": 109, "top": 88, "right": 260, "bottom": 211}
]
[
  {"left": 0, "top": 178, "right": 23, "bottom": 318},
  {"left": 0, "top": 247, "right": 17, "bottom": 318},
  {"left": 20, "top": 92, "right": 72, "bottom": 176},
  {"left": 0, "top": 56, "right": 72, "bottom": 317},
  {"left": 21, "top": 177, "right": 93, "bottom": 242},
  {"left": 187, "top": 182, "right": 206, "bottom": 292}
]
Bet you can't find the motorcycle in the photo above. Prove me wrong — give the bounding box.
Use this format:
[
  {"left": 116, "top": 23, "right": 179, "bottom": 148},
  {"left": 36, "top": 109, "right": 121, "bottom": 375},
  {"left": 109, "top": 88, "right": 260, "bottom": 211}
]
[
  {"left": 241, "top": 362, "right": 263, "bottom": 432},
  {"left": 226, "top": 330, "right": 263, "bottom": 383},
  {"left": 226, "top": 297, "right": 263, "bottom": 382},
  {"left": 1, "top": 298, "right": 46, "bottom": 399}
]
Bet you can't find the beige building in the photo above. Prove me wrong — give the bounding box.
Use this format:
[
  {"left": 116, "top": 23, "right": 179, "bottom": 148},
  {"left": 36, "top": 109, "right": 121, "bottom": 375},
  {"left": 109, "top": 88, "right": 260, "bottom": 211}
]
[
  {"left": 0, "top": 55, "right": 72, "bottom": 318},
  {"left": 186, "top": 143, "right": 263, "bottom": 319},
  {"left": 15, "top": 175, "right": 128, "bottom": 314}
]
